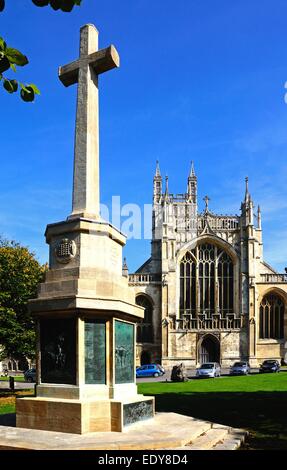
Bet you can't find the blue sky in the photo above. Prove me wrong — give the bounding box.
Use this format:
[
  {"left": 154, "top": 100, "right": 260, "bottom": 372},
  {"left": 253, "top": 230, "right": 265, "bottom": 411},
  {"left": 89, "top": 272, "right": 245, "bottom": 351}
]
[{"left": 1, "top": 0, "right": 287, "bottom": 272}]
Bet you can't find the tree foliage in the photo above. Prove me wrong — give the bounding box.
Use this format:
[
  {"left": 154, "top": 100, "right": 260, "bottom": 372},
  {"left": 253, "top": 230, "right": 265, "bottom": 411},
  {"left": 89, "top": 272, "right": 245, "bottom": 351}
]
[
  {"left": 0, "top": 237, "right": 47, "bottom": 360},
  {"left": 0, "top": 0, "right": 82, "bottom": 102}
]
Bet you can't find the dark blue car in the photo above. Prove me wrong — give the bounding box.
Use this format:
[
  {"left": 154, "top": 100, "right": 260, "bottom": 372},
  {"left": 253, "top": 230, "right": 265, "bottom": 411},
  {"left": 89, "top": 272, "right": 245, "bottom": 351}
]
[
  {"left": 23, "top": 368, "right": 36, "bottom": 383},
  {"left": 136, "top": 364, "right": 164, "bottom": 378},
  {"left": 259, "top": 360, "right": 280, "bottom": 373}
]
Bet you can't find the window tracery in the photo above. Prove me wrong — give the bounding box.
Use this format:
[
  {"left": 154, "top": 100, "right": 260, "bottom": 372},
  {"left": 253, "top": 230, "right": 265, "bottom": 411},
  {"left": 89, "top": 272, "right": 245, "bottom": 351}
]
[
  {"left": 259, "top": 294, "right": 284, "bottom": 339},
  {"left": 179, "top": 243, "right": 234, "bottom": 318}
]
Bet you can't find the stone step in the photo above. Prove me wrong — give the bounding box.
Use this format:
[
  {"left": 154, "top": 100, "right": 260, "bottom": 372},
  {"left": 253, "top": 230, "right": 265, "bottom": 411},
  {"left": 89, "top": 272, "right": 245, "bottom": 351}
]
[
  {"left": 179, "top": 425, "right": 230, "bottom": 450},
  {"left": 0, "top": 413, "right": 247, "bottom": 450},
  {"left": 122, "top": 413, "right": 213, "bottom": 449},
  {"left": 212, "top": 428, "right": 248, "bottom": 450},
  {"left": 174, "top": 424, "right": 248, "bottom": 450},
  {"left": 170, "top": 424, "right": 248, "bottom": 451}
]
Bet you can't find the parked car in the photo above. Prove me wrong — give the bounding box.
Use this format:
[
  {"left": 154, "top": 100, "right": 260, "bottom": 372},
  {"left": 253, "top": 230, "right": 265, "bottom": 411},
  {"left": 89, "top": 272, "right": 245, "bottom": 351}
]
[
  {"left": 259, "top": 360, "right": 280, "bottom": 373},
  {"left": 155, "top": 364, "right": 165, "bottom": 375},
  {"left": 230, "top": 361, "right": 250, "bottom": 376},
  {"left": 136, "top": 364, "right": 164, "bottom": 378},
  {"left": 196, "top": 362, "right": 221, "bottom": 378},
  {"left": 24, "top": 368, "right": 36, "bottom": 383}
]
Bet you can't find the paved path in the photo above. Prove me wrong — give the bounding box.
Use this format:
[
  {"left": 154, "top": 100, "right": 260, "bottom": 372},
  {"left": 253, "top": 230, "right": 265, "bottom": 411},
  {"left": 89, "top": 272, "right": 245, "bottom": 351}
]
[
  {"left": 1, "top": 367, "right": 285, "bottom": 387},
  {"left": 136, "top": 368, "right": 260, "bottom": 383},
  {"left": 0, "top": 381, "right": 35, "bottom": 390}
]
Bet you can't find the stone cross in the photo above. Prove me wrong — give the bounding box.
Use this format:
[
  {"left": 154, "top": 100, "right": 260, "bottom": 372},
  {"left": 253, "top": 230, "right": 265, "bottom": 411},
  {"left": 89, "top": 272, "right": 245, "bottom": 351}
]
[
  {"left": 59, "top": 24, "right": 120, "bottom": 219},
  {"left": 203, "top": 195, "right": 210, "bottom": 212}
]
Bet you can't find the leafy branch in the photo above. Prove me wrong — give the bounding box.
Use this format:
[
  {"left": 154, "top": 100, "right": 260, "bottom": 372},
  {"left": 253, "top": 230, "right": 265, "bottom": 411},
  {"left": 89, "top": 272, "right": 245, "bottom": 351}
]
[
  {"left": 0, "top": 1, "right": 82, "bottom": 13},
  {"left": 0, "top": 37, "right": 40, "bottom": 101},
  {"left": 0, "top": 0, "right": 82, "bottom": 101},
  {"left": 31, "top": 0, "right": 82, "bottom": 12}
]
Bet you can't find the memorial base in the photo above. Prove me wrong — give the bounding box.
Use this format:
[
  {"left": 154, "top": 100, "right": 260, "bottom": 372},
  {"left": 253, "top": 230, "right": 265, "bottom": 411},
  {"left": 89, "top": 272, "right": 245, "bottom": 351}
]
[{"left": 16, "top": 395, "right": 155, "bottom": 434}]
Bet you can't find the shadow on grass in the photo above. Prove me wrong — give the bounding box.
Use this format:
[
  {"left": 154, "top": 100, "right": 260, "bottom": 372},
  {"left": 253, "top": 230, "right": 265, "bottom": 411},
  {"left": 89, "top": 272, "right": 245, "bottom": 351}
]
[{"left": 146, "top": 391, "right": 287, "bottom": 450}]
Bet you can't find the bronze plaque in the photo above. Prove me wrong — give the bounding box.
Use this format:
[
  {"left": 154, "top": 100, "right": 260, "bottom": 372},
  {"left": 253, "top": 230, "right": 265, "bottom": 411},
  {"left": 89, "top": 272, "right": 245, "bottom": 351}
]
[
  {"left": 40, "top": 319, "right": 76, "bottom": 385},
  {"left": 85, "top": 321, "right": 106, "bottom": 384},
  {"left": 123, "top": 400, "right": 153, "bottom": 426},
  {"left": 115, "top": 320, "right": 134, "bottom": 384}
]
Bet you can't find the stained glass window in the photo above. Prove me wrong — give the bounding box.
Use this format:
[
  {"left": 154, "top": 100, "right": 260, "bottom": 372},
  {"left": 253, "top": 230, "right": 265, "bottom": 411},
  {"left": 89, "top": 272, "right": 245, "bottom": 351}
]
[
  {"left": 259, "top": 294, "right": 284, "bottom": 339},
  {"left": 179, "top": 243, "right": 234, "bottom": 318}
]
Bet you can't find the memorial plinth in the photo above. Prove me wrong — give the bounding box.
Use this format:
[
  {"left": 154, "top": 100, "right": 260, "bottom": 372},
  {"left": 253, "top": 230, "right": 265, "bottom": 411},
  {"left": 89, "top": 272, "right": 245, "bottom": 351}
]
[{"left": 16, "top": 24, "right": 155, "bottom": 434}]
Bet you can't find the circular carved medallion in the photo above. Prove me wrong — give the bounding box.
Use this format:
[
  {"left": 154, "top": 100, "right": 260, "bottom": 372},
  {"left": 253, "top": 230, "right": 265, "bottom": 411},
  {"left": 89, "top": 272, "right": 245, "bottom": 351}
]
[{"left": 55, "top": 238, "right": 77, "bottom": 264}]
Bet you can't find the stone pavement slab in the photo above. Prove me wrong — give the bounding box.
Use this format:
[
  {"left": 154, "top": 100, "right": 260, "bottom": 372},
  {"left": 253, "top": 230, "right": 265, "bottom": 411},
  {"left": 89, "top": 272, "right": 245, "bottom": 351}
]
[{"left": 0, "top": 412, "right": 247, "bottom": 451}]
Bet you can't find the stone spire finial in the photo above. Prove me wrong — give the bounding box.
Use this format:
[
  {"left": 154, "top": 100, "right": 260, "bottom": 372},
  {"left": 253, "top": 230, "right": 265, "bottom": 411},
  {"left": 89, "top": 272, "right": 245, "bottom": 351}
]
[
  {"left": 257, "top": 205, "right": 262, "bottom": 229},
  {"left": 245, "top": 176, "right": 250, "bottom": 202},
  {"left": 203, "top": 195, "right": 210, "bottom": 213},
  {"left": 187, "top": 161, "right": 197, "bottom": 204},
  {"left": 163, "top": 175, "right": 170, "bottom": 203},
  {"left": 241, "top": 176, "right": 254, "bottom": 225},
  {"left": 155, "top": 160, "right": 161, "bottom": 178},
  {"left": 189, "top": 161, "right": 196, "bottom": 178},
  {"left": 153, "top": 161, "right": 162, "bottom": 203},
  {"left": 165, "top": 175, "right": 169, "bottom": 196},
  {"left": 122, "top": 257, "right": 129, "bottom": 277}
]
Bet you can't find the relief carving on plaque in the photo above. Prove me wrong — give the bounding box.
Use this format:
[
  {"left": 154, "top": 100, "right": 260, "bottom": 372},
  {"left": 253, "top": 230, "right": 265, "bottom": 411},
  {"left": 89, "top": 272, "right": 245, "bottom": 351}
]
[
  {"left": 40, "top": 319, "right": 76, "bottom": 385},
  {"left": 123, "top": 400, "right": 153, "bottom": 426}
]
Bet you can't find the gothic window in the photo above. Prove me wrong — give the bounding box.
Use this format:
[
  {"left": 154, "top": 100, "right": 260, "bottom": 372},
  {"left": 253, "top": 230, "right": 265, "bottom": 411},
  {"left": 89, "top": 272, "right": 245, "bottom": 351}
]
[
  {"left": 180, "top": 252, "right": 197, "bottom": 317},
  {"left": 259, "top": 294, "right": 284, "bottom": 339},
  {"left": 218, "top": 251, "right": 234, "bottom": 315},
  {"left": 179, "top": 243, "right": 234, "bottom": 318},
  {"left": 136, "top": 295, "right": 153, "bottom": 343}
]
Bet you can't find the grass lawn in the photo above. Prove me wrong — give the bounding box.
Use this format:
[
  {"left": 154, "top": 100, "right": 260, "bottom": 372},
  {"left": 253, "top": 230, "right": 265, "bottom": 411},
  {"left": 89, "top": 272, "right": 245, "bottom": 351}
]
[
  {"left": 138, "top": 373, "right": 287, "bottom": 450},
  {"left": 0, "top": 376, "right": 25, "bottom": 382}
]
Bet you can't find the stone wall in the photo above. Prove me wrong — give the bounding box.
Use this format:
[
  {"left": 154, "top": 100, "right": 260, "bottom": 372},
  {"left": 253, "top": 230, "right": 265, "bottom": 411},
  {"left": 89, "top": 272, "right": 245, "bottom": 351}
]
[
  {"left": 131, "top": 283, "right": 162, "bottom": 365},
  {"left": 220, "top": 331, "right": 243, "bottom": 367},
  {"left": 163, "top": 331, "right": 197, "bottom": 368}
]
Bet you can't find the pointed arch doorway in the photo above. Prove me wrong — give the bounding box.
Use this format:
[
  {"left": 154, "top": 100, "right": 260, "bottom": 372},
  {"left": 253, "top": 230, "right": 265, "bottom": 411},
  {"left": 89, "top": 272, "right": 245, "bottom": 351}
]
[{"left": 198, "top": 334, "right": 220, "bottom": 364}]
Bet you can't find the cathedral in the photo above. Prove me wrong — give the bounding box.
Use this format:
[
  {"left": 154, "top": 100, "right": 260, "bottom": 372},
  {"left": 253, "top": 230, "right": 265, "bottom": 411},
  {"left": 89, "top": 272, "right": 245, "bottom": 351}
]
[{"left": 129, "top": 163, "right": 287, "bottom": 368}]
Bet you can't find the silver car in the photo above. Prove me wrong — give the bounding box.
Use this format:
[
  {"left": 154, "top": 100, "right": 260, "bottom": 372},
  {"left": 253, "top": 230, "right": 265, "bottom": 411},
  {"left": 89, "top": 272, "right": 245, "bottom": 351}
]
[
  {"left": 230, "top": 361, "right": 250, "bottom": 376},
  {"left": 196, "top": 362, "right": 221, "bottom": 378}
]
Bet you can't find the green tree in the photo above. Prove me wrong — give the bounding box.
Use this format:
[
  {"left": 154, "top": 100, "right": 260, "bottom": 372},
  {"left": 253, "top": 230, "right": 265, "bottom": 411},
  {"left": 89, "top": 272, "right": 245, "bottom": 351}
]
[
  {"left": 0, "top": 237, "right": 47, "bottom": 361},
  {"left": 0, "top": 0, "right": 82, "bottom": 102}
]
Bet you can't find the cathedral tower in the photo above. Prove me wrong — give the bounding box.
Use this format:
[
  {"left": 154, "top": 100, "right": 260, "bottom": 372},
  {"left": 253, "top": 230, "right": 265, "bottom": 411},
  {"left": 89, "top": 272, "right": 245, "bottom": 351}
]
[{"left": 129, "top": 164, "right": 287, "bottom": 369}]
